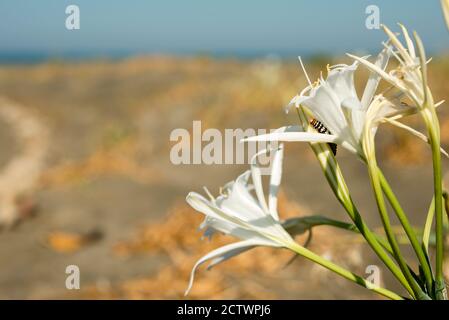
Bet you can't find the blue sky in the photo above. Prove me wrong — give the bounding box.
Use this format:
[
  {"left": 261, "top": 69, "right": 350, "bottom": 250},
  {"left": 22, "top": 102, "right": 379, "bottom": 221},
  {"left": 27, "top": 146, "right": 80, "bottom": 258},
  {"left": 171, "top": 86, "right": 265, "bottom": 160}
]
[{"left": 0, "top": 0, "right": 448, "bottom": 58}]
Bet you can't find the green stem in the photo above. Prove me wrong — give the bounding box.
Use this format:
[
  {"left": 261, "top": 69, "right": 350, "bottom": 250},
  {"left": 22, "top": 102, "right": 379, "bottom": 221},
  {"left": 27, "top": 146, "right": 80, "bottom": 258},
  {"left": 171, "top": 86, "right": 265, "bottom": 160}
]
[
  {"left": 367, "top": 158, "right": 429, "bottom": 299},
  {"left": 379, "top": 171, "right": 434, "bottom": 294},
  {"left": 288, "top": 242, "right": 404, "bottom": 300},
  {"left": 296, "top": 107, "right": 415, "bottom": 297},
  {"left": 429, "top": 128, "right": 447, "bottom": 299}
]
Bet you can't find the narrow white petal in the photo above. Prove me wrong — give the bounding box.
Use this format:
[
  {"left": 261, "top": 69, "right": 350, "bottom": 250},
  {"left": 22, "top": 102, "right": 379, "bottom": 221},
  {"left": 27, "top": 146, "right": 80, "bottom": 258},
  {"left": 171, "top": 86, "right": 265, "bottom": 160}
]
[
  {"left": 187, "top": 192, "right": 223, "bottom": 220},
  {"left": 221, "top": 171, "right": 267, "bottom": 220},
  {"left": 351, "top": 108, "right": 366, "bottom": 141},
  {"left": 250, "top": 149, "right": 270, "bottom": 214},
  {"left": 398, "top": 23, "right": 416, "bottom": 59},
  {"left": 347, "top": 53, "right": 406, "bottom": 92},
  {"left": 338, "top": 140, "right": 360, "bottom": 155},
  {"left": 298, "top": 56, "right": 312, "bottom": 86},
  {"left": 442, "top": 0, "right": 449, "bottom": 31},
  {"left": 185, "top": 240, "right": 266, "bottom": 295},
  {"left": 382, "top": 25, "right": 413, "bottom": 65},
  {"left": 342, "top": 97, "right": 362, "bottom": 110},
  {"left": 360, "top": 48, "right": 390, "bottom": 110},
  {"left": 383, "top": 118, "right": 449, "bottom": 157},
  {"left": 201, "top": 214, "right": 266, "bottom": 241},
  {"left": 326, "top": 61, "right": 359, "bottom": 106},
  {"left": 243, "top": 131, "right": 338, "bottom": 144},
  {"left": 187, "top": 192, "right": 252, "bottom": 230},
  {"left": 268, "top": 144, "right": 284, "bottom": 221}
]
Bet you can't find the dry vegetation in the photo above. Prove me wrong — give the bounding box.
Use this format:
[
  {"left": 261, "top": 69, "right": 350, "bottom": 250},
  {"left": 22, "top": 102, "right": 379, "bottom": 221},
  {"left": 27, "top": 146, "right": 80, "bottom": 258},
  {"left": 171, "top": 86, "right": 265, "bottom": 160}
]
[
  {"left": 81, "top": 194, "right": 367, "bottom": 299},
  {"left": 0, "top": 55, "right": 449, "bottom": 298}
]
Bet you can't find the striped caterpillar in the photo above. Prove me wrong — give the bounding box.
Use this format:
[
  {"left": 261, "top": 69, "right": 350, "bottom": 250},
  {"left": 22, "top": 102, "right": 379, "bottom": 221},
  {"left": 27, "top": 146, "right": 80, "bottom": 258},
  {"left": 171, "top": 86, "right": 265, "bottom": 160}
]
[{"left": 309, "top": 118, "right": 337, "bottom": 156}]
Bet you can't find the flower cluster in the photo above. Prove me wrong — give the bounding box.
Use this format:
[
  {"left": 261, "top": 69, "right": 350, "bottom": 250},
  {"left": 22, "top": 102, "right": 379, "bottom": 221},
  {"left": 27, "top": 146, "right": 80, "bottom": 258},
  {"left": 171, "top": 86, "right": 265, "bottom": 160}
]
[
  {"left": 184, "top": 145, "right": 296, "bottom": 295},
  {"left": 185, "top": 23, "right": 447, "bottom": 300}
]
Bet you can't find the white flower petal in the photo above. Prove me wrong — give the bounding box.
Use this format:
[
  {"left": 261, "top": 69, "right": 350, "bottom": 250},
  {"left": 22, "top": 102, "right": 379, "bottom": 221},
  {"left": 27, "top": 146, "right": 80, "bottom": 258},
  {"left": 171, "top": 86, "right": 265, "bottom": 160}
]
[
  {"left": 200, "top": 215, "right": 268, "bottom": 241},
  {"left": 339, "top": 140, "right": 360, "bottom": 155},
  {"left": 398, "top": 23, "right": 416, "bottom": 60},
  {"left": 219, "top": 171, "right": 267, "bottom": 220},
  {"left": 360, "top": 48, "right": 391, "bottom": 110},
  {"left": 250, "top": 150, "right": 270, "bottom": 214},
  {"left": 382, "top": 25, "right": 414, "bottom": 65},
  {"left": 243, "top": 130, "right": 338, "bottom": 144},
  {"left": 268, "top": 144, "right": 284, "bottom": 221},
  {"left": 184, "top": 240, "right": 270, "bottom": 296},
  {"left": 442, "top": 0, "right": 449, "bottom": 31},
  {"left": 327, "top": 61, "right": 360, "bottom": 106},
  {"left": 347, "top": 53, "right": 406, "bottom": 92},
  {"left": 383, "top": 118, "right": 449, "bottom": 157},
  {"left": 350, "top": 108, "right": 366, "bottom": 141},
  {"left": 342, "top": 97, "right": 362, "bottom": 110},
  {"left": 187, "top": 192, "right": 252, "bottom": 230},
  {"left": 303, "top": 80, "right": 348, "bottom": 135}
]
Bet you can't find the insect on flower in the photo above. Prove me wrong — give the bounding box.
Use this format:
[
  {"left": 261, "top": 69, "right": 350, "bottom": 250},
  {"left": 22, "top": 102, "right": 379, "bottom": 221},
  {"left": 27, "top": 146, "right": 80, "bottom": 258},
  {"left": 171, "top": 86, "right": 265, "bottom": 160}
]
[{"left": 309, "top": 118, "right": 338, "bottom": 155}]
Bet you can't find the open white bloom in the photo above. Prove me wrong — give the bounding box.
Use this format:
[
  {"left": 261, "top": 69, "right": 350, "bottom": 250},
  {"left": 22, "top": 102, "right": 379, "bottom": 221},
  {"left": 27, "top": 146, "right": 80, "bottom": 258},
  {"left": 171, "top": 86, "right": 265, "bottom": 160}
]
[
  {"left": 348, "top": 25, "right": 427, "bottom": 109},
  {"left": 244, "top": 31, "right": 445, "bottom": 159},
  {"left": 348, "top": 24, "right": 447, "bottom": 157},
  {"left": 185, "top": 144, "right": 296, "bottom": 295},
  {"left": 244, "top": 50, "right": 398, "bottom": 158}
]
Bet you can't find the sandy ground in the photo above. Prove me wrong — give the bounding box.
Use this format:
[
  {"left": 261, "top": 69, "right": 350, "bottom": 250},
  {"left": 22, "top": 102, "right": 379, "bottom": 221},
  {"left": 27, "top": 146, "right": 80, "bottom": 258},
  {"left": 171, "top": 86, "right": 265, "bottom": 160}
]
[{"left": 0, "top": 56, "right": 448, "bottom": 299}]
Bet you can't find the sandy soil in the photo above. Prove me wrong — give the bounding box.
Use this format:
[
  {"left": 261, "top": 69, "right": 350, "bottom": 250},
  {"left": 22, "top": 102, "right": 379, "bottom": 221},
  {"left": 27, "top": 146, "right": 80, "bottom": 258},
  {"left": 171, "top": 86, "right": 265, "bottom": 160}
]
[{"left": 0, "top": 56, "right": 448, "bottom": 299}]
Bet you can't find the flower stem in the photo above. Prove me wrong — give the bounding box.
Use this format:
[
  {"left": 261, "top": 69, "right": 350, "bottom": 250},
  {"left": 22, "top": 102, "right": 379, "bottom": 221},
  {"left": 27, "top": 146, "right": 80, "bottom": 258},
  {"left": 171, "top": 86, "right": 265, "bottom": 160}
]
[
  {"left": 287, "top": 242, "right": 403, "bottom": 300},
  {"left": 366, "top": 152, "right": 429, "bottom": 299},
  {"left": 322, "top": 153, "right": 415, "bottom": 297},
  {"left": 378, "top": 170, "right": 434, "bottom": 294},
  {"left": 429, "top": 127, "right": 447, "bottom": 299},
  {"left": 413, "top": 32, "right": 446, "bottom": 299},
  {"left": 296, "top": 107, "right": 415, "bottom": 297}
]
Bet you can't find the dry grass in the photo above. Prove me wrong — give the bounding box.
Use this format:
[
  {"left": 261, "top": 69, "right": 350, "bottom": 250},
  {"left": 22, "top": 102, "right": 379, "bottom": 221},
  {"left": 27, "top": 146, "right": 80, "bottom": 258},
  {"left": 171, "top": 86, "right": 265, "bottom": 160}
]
[
  {"left": 1, "top": 55, "right": 449, "bottom": 298},
  {"left": 40, "top": 137, "right": 161, "bottom": 188},
  {"left": 75, "top": 193, "right": 365, "bottom": 299}
]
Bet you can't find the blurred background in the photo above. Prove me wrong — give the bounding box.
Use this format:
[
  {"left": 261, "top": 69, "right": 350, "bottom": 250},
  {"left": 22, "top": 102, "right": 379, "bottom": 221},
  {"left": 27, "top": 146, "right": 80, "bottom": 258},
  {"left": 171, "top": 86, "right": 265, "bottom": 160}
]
[{"left": 0, "top": 0, "right": 449, "bottom": 299}]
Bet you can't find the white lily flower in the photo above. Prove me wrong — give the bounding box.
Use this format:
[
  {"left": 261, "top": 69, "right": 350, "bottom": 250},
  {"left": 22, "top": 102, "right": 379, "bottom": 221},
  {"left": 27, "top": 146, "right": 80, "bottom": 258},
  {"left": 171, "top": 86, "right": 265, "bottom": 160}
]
[
  {"left": 243, "top": 51, "right": 395, "bottom": 158},
  {"left": 244, "top": 35, "right": 444, "bottom": 159},
  {"left": 185, "top": 144, "right": 296, "bottom": 295},
  {"left": 348, "top": 24, "right": 427, "bottom": 109},
  {"left": 348, "top": 24, "right": 448, "bottom": 157}
]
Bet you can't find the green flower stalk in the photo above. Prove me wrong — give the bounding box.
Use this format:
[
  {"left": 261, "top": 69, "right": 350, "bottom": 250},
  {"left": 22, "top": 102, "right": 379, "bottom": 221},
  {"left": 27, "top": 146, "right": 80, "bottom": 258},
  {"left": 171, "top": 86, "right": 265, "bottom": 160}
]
[
  {"left": 287, "top": 242, "right": 403, "bottom": 300},
  {"left": 295, "top": 106, "right": 415, "bottom": 298},
  {"left": 378, "top": 171, "right": 434, "bottom": 294},
  {"left": 185, "top": 144, "right": 402, "bottom": 299},
  {"left": 362, "top": 98, "right": 430, "bottom": 299},
  {"left": 245, "top": 50, "right": 434, "bottom": 298},
  {"left": 351, "top": 25, "right": 447, "bottom": 299},
  {"left": 415, "top": 34, "right": 446, "bottom": 300},
  {"left": 187, "top": 17, "right": 447, "bottom": 299}
]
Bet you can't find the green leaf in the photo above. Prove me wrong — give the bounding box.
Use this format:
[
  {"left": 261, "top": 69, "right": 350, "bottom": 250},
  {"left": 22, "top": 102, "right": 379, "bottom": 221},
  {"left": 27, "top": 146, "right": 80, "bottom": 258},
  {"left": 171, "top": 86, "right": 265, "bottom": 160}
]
[
  {"left": 282, "top": 215, "right": 358, "bottom": 237},
  {"left": 422, "top": 196, "right": 435, "bottom": 255}
]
